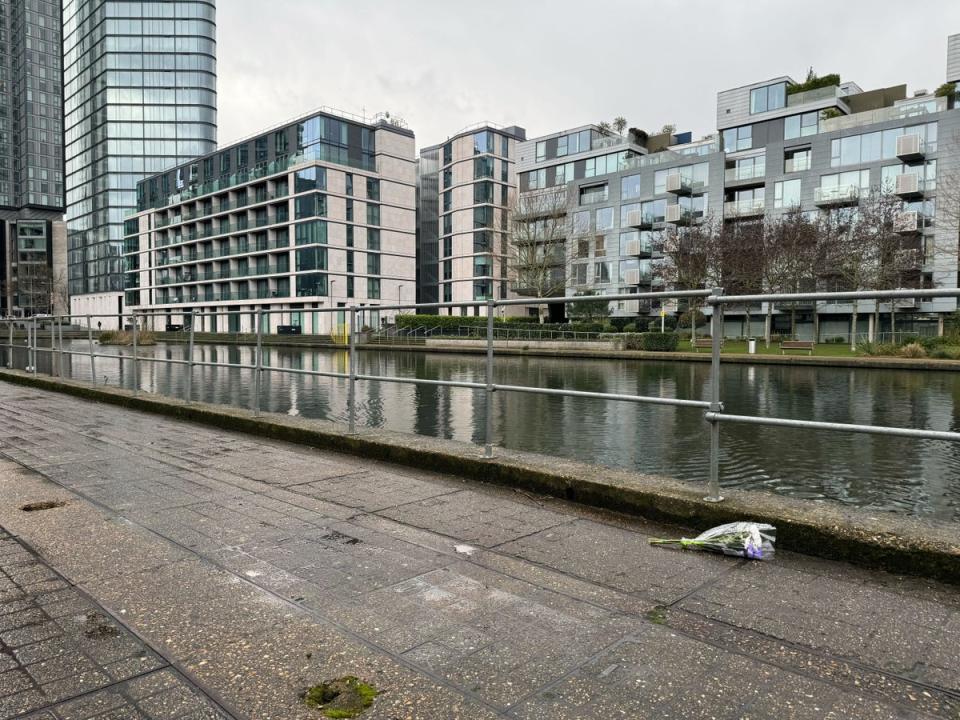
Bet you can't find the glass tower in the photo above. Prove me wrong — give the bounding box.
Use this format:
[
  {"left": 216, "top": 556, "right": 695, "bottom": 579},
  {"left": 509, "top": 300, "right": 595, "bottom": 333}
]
[{"left": 63, "top": 0, "right": 217, "bottom": 299}]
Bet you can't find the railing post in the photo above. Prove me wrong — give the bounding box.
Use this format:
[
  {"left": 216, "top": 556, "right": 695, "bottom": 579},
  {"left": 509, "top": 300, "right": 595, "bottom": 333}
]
[
  {"left": 87, "top": 315, "right": 96, "bottom": 385},
  {"left": 253, "top": 309, "right": 264, "bottom": 416},
  {"left": 705, "top": 287, "right": 724, "bottom": 503},
  {"left": 185, "top": 311, "right": 196, "bottom": 403},
  {"left": 57, "top": 316, "right": 64, "bottom": 379},
  {"left": 31, "top": 317, "right": 38, "bottom": 375},
  {"left": 348, "top": 306, "right": 357, "bottom": 434},
  {"left": 6, "top": 318, "right": 12, "bottom": 369},
  {"left": 131, "top": 314, "right": 139, "bottom": 395},
  {"left": 484, "top": 300, "right": 496, "bottom": 458}
]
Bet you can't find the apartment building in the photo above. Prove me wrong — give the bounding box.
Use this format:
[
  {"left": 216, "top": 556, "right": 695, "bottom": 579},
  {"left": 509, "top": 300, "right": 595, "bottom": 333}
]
[
  {"left": 417, "top": 124, "right": 526, "bottom": 316},
  {"left": 123, "top": 109, "right": 416, "bottom": 334},
  {"left": 0, "top": 0, "right": 67, "bottom": 317},
  {"left": 516, "top": 33, "right": 960, "bottom": 334},
  {"left": 64, "top": 0, "right": 217, "bottom": 325}
]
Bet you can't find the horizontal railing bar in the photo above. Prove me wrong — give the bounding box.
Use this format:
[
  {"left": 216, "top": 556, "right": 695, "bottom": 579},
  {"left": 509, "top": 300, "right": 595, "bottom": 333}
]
[
  {"left": 493, "top": 289, "right": 712, "bottom": 309},
  {"left": 355, "top": 373, "right": 486, "bottom": 390},
  {"left": 494, "top": 383, "right": 712, "bottom": 408},
  {"left": 706, "top": 412, "right": 960, "bottom": 442},
  {"left": 259, "top": 365, "right": 350, "bottom": 380},
  {"left": 713, "top": 288, "right": 960, "bottom": 304}
]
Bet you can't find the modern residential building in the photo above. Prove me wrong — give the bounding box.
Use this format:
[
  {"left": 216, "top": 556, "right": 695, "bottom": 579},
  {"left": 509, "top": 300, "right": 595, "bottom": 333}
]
[
  {"left": 123, "top": 109, "right": 417, "bottom": 334},
  {"left": 63, "top": 0, "right": 217, "bottom": 325},
  {"left": 0, "top": 0, "right": 67, "bottom": 317},
  {"left": 516, "top": 33, "right": 960, "bottom": 336},
  {"left": 417, "top": 123, "right": 526, "bottom": 315}
]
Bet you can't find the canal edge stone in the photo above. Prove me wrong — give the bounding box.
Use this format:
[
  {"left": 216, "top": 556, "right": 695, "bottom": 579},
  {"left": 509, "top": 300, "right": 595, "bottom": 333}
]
[{"left": 1, "top": 367, "right": 958, "bottom": 586}]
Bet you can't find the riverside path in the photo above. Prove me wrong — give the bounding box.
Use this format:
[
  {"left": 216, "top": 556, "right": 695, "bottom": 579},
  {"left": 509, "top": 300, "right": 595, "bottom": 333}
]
[{"left": 0, "top": 381, "right": 957, "bottom": 719}]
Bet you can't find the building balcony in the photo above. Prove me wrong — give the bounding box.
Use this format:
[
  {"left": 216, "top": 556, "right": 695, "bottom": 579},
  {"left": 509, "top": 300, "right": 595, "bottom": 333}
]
[
  {"left": 894, "top": 210, "right": 921, "bottom": 235},
  {"left": 724, "top": 164, "right": 765, "bottom": 185},
  {"left": 665, "top": 204, "right": 696, "bottom": 225},
  {"left": 896, "top": 133, "right": 925, "bottom": 163},
  {"left": 723, "top": 198, "right": 765, "bottom": 217},
  {"left": 623, "top": 237, "right": 653, "bottom": 257},
  {"left": 813, "top": 185, "right": 860, "bottom": 207},
  {"left": 622, "top": 269, "right": 652, "bottom": 286},
  {"left": 665, "top": 174, "right": 693, "bottom": 196},
  {"left": 625, "top": 209, "right": 655, "bottom": 229},
  {"left": 894, "top": 173, "right": 925, "bottom": 199}
]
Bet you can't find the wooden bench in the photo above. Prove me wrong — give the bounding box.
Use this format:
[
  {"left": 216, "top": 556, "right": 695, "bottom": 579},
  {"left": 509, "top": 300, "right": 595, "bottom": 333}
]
[
  {"left": 692, "top": 338, "right": 723, "bottom": 352},
  {"left": 780, "top": 340, "right": 815, "bottom": 355}
]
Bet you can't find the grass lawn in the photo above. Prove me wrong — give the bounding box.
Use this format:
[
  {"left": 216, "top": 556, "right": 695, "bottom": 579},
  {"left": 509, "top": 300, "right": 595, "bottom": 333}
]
[{"left": 682, "top": 339, "right": 860, "bottom": 358}]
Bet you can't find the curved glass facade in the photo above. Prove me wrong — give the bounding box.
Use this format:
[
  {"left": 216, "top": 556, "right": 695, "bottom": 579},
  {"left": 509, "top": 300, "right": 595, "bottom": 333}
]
[{"left": 64, "top": 0, "right": 217, "bottom": 296}]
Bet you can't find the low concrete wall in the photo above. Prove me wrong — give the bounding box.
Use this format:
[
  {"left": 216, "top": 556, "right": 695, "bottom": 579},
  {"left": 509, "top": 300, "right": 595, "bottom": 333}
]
[
  {"left": 1, "top": 369, "right": 957, "bottom": 585},
  {"left": 424, "top": 338, "right": 619, "bottom": 351}
]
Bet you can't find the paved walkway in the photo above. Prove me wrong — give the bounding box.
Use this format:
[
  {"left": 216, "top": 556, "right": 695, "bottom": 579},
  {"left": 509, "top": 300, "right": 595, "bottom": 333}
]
[{"left": 0, "top": 382, "right": 957, "bottom": 719}]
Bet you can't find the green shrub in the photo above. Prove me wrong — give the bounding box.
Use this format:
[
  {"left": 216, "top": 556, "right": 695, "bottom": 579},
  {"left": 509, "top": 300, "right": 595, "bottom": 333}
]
[
  {"left": 928, "top": 346, "right": 960, "bottom": 360},
  {"left": 639, "top": 331, "right": 679, "bottom": 352},
  {"left": 621, "top": 333, "right": 643, "bottom": 350},
  {"left": 608, "top": 317, "right": 632, "bottom": 332},
  {"left": 824, "top": 336, "right": 846, "bottom": 344},
  {"left": 861, "top": 342, "right": 899, "bottom": 356},
  {"left": 677, "top": 309, "right": 705, "bottom": 328},
  {"left": 622, "top": 323, "right": 637, "bottom": 333},
  {"left": 919, "top": 335, "right": 959, "bottom": 351},
  {"left": 786, "top": 72, "right": 840, "bottom": 95}
]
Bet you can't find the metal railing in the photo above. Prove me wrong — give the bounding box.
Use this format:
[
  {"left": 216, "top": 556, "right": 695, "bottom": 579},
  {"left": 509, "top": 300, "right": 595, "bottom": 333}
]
[{"left": 4, "top": 286, "right": 960, "bottom": 504}]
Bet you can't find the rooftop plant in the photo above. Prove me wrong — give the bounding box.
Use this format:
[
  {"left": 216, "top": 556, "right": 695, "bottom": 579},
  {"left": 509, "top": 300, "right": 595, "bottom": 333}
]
[{"left": 787, "top": 68, "right": 841, "bottom": 96}]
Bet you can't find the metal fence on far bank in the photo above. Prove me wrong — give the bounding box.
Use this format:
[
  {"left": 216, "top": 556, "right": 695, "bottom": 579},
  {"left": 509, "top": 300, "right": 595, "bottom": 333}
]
[{"left": 3, "top": 286, "right": 960, "bottom": 503}]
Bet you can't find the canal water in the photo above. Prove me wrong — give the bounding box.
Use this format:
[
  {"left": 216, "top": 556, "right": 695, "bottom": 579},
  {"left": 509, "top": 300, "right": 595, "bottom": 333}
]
[{"left": 6, "top": 340, "right": 960, "bottom": 521}]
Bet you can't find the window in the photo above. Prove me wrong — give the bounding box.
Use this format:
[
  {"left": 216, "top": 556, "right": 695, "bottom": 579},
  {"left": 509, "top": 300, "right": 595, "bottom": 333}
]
[
  {"left": 501, "top": 161, "right": 509, "bottom": 183},
  {"left": 367, "top": 279, "right": 381, "bottom": 299},
  {"left": 367, "top": 228, "right": 381, "bottom": 251},
  {"left": 346, "top": 250, "right": 354, "bottom": 273},
  {"left": 679, "top": 194, "right": 709, "bottom": 219},
  {"left": 572, "top": 210, "right": 590, "bottom": 233},
  {"left": 526, "top": 168, "right": 546, "bottom": 190},
  {"left": 474, "top": 281, "right": 493, "bottom": 300},
  {"left": 474, "top": 206, "right": 495, "bottom": 228},
  {"left": 345, "top": 199, "right": 354, "bottom": 222},
  {"left": 219, "top": 152, "right": 230, "bottom": 174},
  {"left": 366, "top": 204, "right": 380, "bottom": 226},
  {"left": 443, "top": 284, "right": 452, "bottom": 302},
  {"left": 295, "top": 167, "right": 326, "bottom": 192},
  {"left": 593, "top": 261, "right": 612, "bottom": 284},
  {"left": 474, "top": 130, "right": 494, "bottom": 154},
  {"left": 442, "top": 143, "right": 452, "bottom": 165},
  {"left": 295, "top": 193, "right": 326, "bottom": 219},
  {"left": 296, "top": 273, "right": 327, "bottom": 297},
  {"left": 275, "top": 131, "right": 288, "bottom": 156},
  {"left": 443, "top": 190, "right": 452, "bottom": 212},
  {"left": 475, "top": 156, "right": 494, "bottom": 179},
  {"left": 595, "top": 207, "right": 614, "bottom": 231},
  {"left": 594, "top": 236, "right": 606, "bottom": 257},
  {"left": 501, "top": 134, "right": 510, "bottom": 158},
  {"left": 295, "top": 220, "right": 327, "bottom": 245},
  {"left": 572, "top": 264, "right": 588, "bottom": 285},
  {"left": 750, "top": 82, "right": 786, "bottom": 114},
  {"left": 443, "top": 260, "right": 452, "bottom": 280},
  {"left": 296, "top": 247, "right": 327, "bottom": 271},
  {"left": 443, "top": 236, "right": 452, "bottom": 257},
  {"left": 579, "top": 184, "right": 608, "bottom": 205},
  {"left": 577, "top": 238, "right": 590, "bottom": 258},
  {"left": 366, "top": 178, "right": 380, "bottom": 201},
  {"left": 367, "top": 253, "right": 380, "bottom": 275},
  {"left": 784, "top": 148, "right": 811, "bottom": 173},
  {"left": 443, "top": 215, "right": 452, "bottom": 235},
  {"left": 784, "top": 112, "right": 819, "bottom": 140},
  {"left": 347, "top": 277, "right": 355, "bottom": 297},
  {"left": 474, "top": 181, "right": 494, "bottom": 204},
  {"left": 474, "top": 230, "right": 492, "bottom": 252},
  {"left": 774, "top": 179, "right": 802, "bottom": 208},
  {"left": 621, "top": 174, "right": 641, "bottom": 199},
  {"left": 536, "top": 141, "right": 546, "bottom": 162},
  {"left": 345, "top": 174, "right": 354, "bottom": 196},
  {"left": 443, "top": 168, "right": 452, "bottom": 188},
  {"left": 557, "top": 135, "right": 568, "bottom": 157},
  {"left": 473, "top": 255, "right": 493, "bottom": 276},
  {"left": 640, "top": 199, "right": 667, "bottom": 224},
  {"left": 255, "top": 136, "right": 268, "bottom": 163},
  {"left": 555, "top": 163, "right": 574, "bottom": 185},
  {"left": 237, "top": 144, "right": 248, "bottom": 167},
  {"left": 722, "top": 125, "right": 752, "bottom": 152},
  {"left": 819, "top": 169, "right": 870, "bottom": 194}
]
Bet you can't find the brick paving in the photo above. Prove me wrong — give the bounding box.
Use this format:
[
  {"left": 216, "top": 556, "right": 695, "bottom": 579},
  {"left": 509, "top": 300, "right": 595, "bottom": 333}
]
[{"left": 0, "top": 382, "right": 958, "bottom": 719}]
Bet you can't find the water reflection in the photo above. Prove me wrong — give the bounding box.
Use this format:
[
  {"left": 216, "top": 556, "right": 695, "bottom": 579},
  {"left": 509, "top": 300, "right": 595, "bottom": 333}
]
[{"left": 3, "top": 340, "right": 958, "bottom": 521}]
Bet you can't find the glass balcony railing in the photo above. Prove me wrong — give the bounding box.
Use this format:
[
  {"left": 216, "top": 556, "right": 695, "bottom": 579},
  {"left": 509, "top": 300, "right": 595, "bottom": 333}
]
[
  {"left": 813, "top": 185, "right": 861, "bottom": 205},
  {"left": 725, "top": 163, "right": 766, "bottom": 182},
  {"left": 723, "top": 198, "right": 765, "bottom": 216},
  {"left": 786, "top": 85, "right": 843, "bottom": 107}
]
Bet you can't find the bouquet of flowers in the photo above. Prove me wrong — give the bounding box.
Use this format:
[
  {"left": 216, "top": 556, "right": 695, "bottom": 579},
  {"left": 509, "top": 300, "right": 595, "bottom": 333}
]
[{"left": 649, "top": 522, "right": 776, "bottom": 560}]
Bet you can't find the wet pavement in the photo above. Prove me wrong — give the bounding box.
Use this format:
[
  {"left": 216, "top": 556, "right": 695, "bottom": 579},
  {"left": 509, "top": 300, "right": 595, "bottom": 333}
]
[{"left": 0, "top": 382, "right": 958, "bottom": 719}]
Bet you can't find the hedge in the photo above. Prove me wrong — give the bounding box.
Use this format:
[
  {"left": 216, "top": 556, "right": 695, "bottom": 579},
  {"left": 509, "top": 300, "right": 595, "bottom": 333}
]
[
  {"left": 395, "top": 314, "right": 609, "bottom": 334},
  {"left": 621, "top": 332, "right": 679, "bottom": 351}
]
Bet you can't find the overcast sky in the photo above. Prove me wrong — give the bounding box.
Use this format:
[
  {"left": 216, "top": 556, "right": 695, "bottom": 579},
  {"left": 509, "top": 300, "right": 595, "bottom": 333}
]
[{"left": 216, "top": 0, "right": 960, "bottom": 150}]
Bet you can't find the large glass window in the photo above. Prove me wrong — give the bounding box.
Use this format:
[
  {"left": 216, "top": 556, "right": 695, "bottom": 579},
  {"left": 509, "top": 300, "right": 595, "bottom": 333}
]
[
  {"left": 255, "top": 137, "right": 268, "bottom": 163},
  {"left": 474, "top": 181, "right": 494, "bottom": 204},
  {"left": 579, "top": 184, "right": 608, "bottom": 205},
  {"left": 621, "top": 174, "right": 642, "bottom": 199},
  {"left": 784, "top": 111, "right": 820, "bottom": 139},
  {"left": 294, "top": 167, "right": 326, "bottom": 193},
  {"left": 750, "top": 82, "right": 786, "bottom": 114},
  {"left": 595, "top": 207, "right": 614, "bottom": 231},
  {"left": 296, "top": 273, "right": 327, "bottom": 297},
  {"left": 722, "top": 125, "right": 753, "bottom": 152},
  {"left": 295, "top": 193, "right": 326, "bottom": 219},
  {"left": 366, "top": 178, "right": 380, "bottom": 201},
  {"left": 784, "top": 148, "right": 811, "bottom": 173},
  {"left": 295, "top": 220, "right": 327, "bottom": 245},
  {"left": 367, "top": 228, "right": 381, "bottom": 251},
  {"left": 367, "top": 278, "right": 381, "bottom": 299},
  {"left": 641, "top": 198, "right": 667, "bottom": 224},
  {"left": 593, "top": 261, "right": 612, "bottom": 284},
  {"left": 366, "top": 204, "right": 380, "bottom": 226},
  {"left": 474, "top": 130, "right": 494, "bottom": 154},
  {"left": 536, "top": 141, "right": 546, "bottom": 162},
  {"left": 475, "top": 156, "right": 494, "bottom": 179},
  {"left": 473, "top": 255, "right": 493, "bottom": 277},
  {"left": 820, "top": 169, "right": 870, "bottom": 191},
  {"left": 572, "top": 210, "right": 590, "bottom": 233},
  {"left": 774, "top": 179, "right": 802, "bottom": 208},
  {"left": 367, "top": 252, "right": 380, "bottom": 275},
  {"left": 296, "top": 247, "right": 327, "bottom": 271},
  {"left": 474, "top": 206, "right": 494, "bottom": 229}
]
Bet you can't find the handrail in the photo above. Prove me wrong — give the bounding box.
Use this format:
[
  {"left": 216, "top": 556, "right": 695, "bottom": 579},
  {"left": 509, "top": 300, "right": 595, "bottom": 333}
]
[{"left": 5, "top": 285, "right": 960, "bottom": 507}]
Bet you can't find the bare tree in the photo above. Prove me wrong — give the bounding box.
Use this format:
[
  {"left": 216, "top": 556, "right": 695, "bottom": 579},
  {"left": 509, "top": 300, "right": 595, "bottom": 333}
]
[
  {"left": 760, "top": 210, "right": 819, "bottom": 345},
  {"left": 717, "top": 221, "right": 765, "bottom": 336},
  {"left": 655, "top": 216, "right": 721, "bottom": 343},
  {"left": 597, "top": 121, "right": 612, "bottom": 136},
  {"left": 506, "top": 188, "right": 573, "bottom": 322},
  {"left": 612, "top": 117, "right": 628, "bottom": 135}
]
